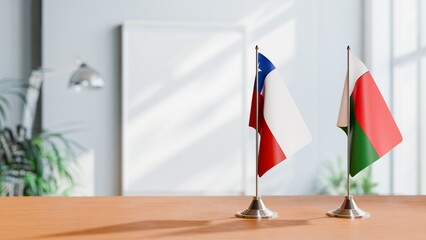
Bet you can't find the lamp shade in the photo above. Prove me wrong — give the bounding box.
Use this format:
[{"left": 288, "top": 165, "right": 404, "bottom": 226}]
[{"left": 69, "top": 63, "right": 104, "bottom": 90}]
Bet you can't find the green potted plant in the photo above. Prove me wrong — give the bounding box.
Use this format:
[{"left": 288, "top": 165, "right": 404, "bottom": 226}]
[
  {"left": 318, "top": 156, "right": 378, "bottom": 195},
  {"left": 0, "top": 79, "right": 81, "bottom": 196}
]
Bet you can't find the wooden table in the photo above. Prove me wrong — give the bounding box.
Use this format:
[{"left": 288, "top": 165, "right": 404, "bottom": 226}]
[{"left": 1, "top": 196, "right": 425, "bottom": 239}]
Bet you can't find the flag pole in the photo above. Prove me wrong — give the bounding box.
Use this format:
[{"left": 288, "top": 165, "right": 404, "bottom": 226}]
[
  {"left": 255, "top": 45, "right": 259, "bottom": 198},
  {"left": 236, "top": 45, "right": 277, "bottom": 219},
  {"left": 326, "top": 46, "right": 369, "bottom": 219},
  {"left": 346, "top": 45, "right": 351, "bottom": 198}
]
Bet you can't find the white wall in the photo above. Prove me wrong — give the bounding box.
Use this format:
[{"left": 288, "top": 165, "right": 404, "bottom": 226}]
[
  {"left": 0, "top": 0, "right": 32, "bottom": 127},
  {"left": 315, "top": 0, "right": 364, "bottom": 192},
  {"left": 364, "top": 0, "right": 393, "bottom": 194},
  {"left": 42, "top": 0, "right": 363, "bottom": 195},
  {"left": 365, "top": 0, "right": 426, "bottom": 195}
]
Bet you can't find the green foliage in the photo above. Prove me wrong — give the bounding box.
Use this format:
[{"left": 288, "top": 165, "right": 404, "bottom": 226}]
[
  {"left": 0, "top": 78, "right": 81, "bottom": 196},
  {"left": 0, "top": 125, "right": 82, "bottom": 196},
  {"left": 318, "top": 156, "right": 378, "bottom": 195}
]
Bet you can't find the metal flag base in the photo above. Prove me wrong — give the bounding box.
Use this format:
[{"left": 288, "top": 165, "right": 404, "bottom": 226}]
[
  {"left": 327, "top": 195, "right": 370, "bottom": 219},
  {"left": 236, "top": 196, "right": 278, "bottom": 219}
]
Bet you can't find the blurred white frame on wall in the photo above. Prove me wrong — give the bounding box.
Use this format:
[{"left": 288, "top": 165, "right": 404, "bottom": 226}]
[{"left": 121, "top": 21, "right": 249, "bottom": 195}]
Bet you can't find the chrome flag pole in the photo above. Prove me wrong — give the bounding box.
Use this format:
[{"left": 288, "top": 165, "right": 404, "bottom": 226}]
[
  {"left": 236, "top": 45, "right": 277, "bottom": 219},
  {"left": 327, "top": 46, "right": 369, "bottom": 219}
]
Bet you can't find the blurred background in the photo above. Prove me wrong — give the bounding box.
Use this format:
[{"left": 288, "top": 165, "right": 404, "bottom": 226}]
[{"left": 0, "top": 0, "right": 424, "bottom": 196}]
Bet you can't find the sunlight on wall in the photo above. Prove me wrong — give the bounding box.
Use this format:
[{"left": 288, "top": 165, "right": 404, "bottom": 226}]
[
  {"left": 393, "top": 0, "right": 417, "bottom": 58},
  {"left": 122, "top": 1, "right": 298, "bottom": 195},
  {"left": 241, "top": 0, "right": 294, "bottom": 31},
  {"left": 172, "top": 32, "right": 243, "bottom": 80},
  {"left": 123, "top": 24, "right": 245, "bottom": 195},
  {"left": 393, "top": 62, "right": 418, "bottom": 194}
]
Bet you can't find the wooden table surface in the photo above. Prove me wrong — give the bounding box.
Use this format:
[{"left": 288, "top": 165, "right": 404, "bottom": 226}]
[{"left": 1, "top": 196, "right": 425, "bottom": 240}]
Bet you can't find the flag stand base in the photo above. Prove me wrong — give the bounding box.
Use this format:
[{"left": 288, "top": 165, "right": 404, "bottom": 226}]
[
  {"left": 236, "top": 196, "right": 277, "bottom": 219},
  {"left": 327, "top": 195, "right": 370, "bottom": 219}
]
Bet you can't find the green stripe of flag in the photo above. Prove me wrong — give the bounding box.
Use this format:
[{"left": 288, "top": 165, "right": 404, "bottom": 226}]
[{"left": 349, "top": 98, "right": 380, "bottom": 176}]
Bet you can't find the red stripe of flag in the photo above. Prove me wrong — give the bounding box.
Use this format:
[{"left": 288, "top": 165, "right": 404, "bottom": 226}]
[
  {"left": 249, "top": 91, "right": 287, "bottom": 177},
  {"left": 249, "top": 90, "right": 264, "bottom": 132},
  {"left": 351, "top": 72, "right": 403, "bottom": 157},
  {"left": 258, "top": 121, "right": 287, "bottom": 176}
]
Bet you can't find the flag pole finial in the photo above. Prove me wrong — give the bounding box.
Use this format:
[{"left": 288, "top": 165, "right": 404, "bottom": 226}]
[
  {"left": 347, "top": 45, "right": 351, "bottom": 51},
  {"left": 255, "top": 45, "right": 259, "bottom": 50}
]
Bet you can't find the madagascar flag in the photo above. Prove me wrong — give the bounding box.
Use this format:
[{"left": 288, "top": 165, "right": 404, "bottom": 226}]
[{"left": 337, "top": 50, "right": 402, "bottom": 177}]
